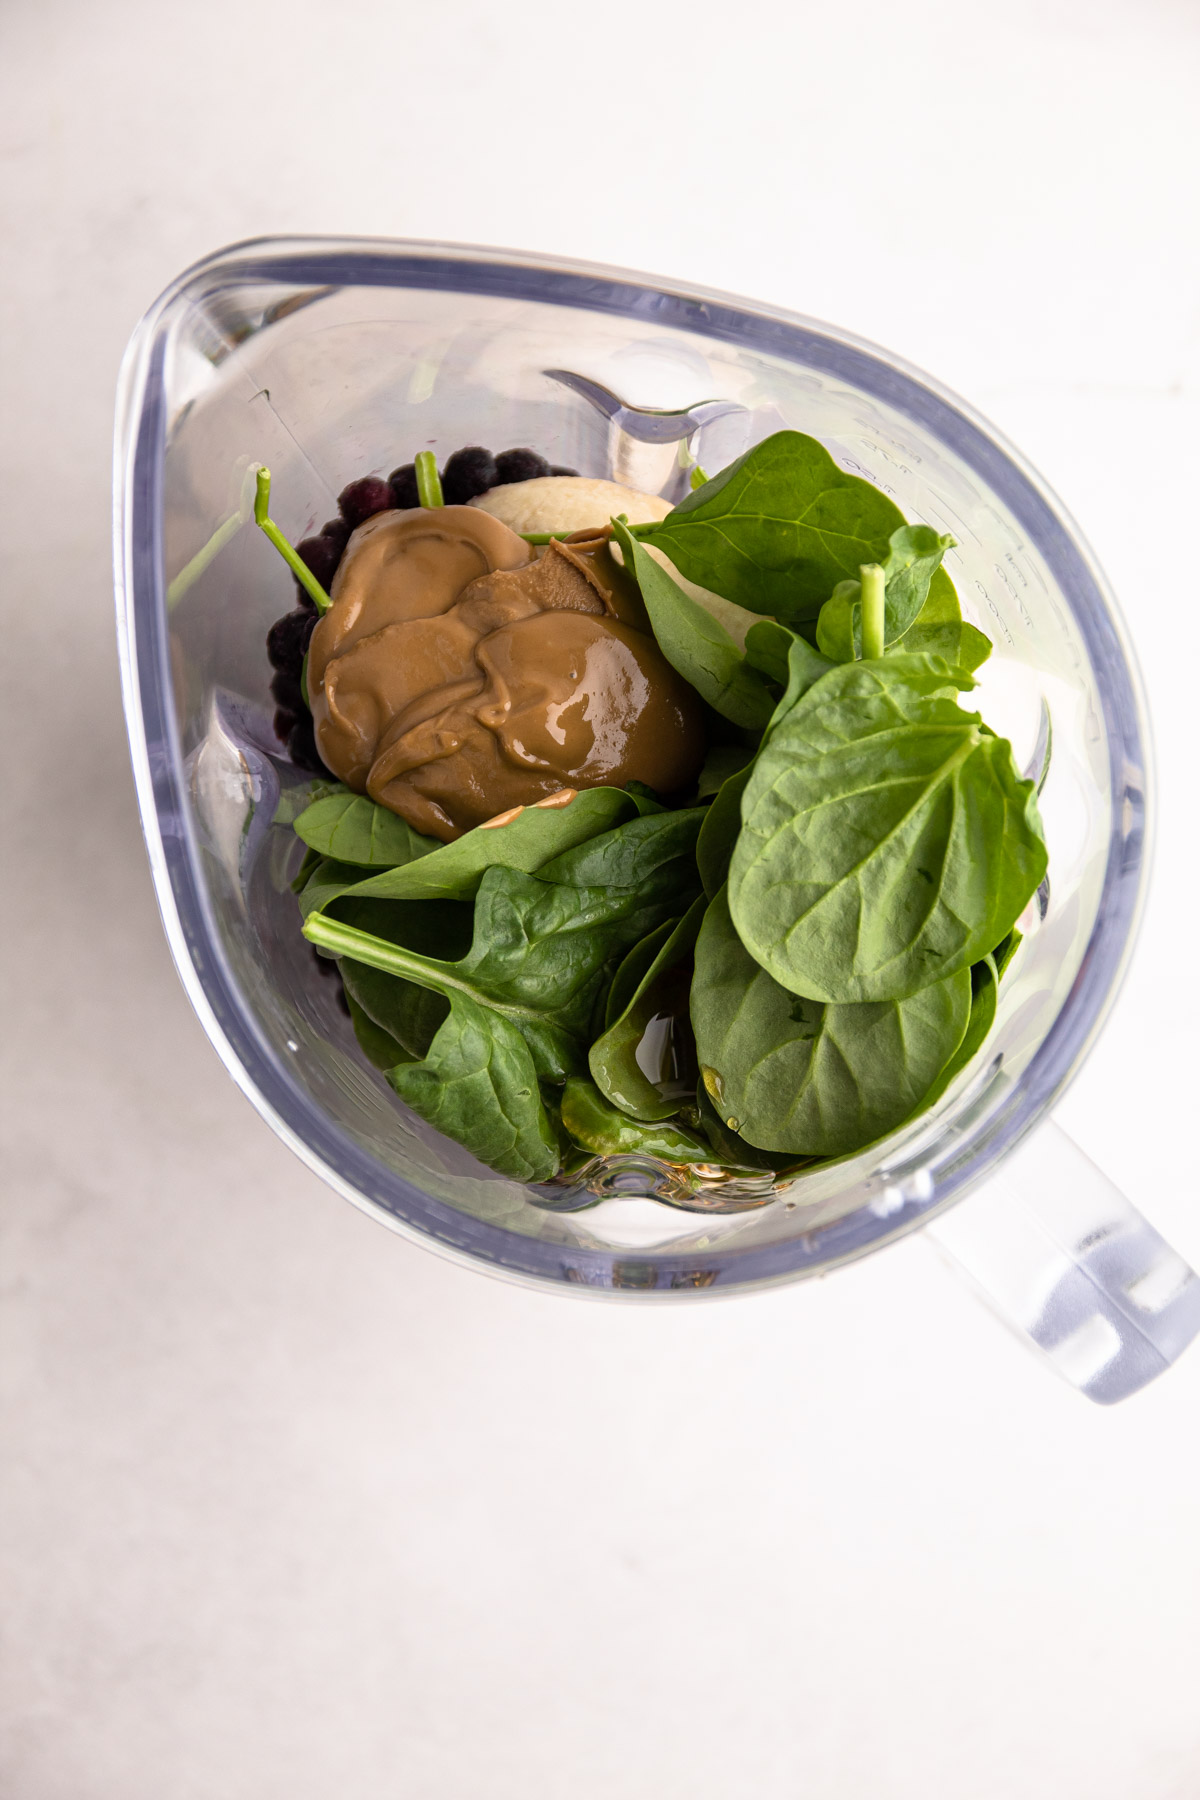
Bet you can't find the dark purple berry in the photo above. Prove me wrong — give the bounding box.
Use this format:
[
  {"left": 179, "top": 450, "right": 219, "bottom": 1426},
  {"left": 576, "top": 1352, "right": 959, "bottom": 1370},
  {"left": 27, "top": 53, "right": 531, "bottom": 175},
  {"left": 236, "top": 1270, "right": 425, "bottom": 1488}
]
[
  {"left": 295, "top": 533, "right": 341, "bottom": 592},
  {"left": 271, "top": 666, "right": 305, "bottom": 713},
  {"left": 388, "top": 463, "right": 419, "bottom": 509},
  {"left": 320, "top": 517, "right": 351, "bottom": 552},
  {"left": 441, "top": 446, "right": 497, "bottom": 504},
  {"left": 495, "top": 448, "right": 550, "bottom": 485},
  {"left": 267, "top": 608, "right": 310, "bottom": 670},
  {"left": 287, "top": 712, "right": 328, "bottom": 774},
  {"left": 293, "top": 582, "right": 318, "bottom": 615},
  {"left": 273, "top": 707, "right": 297, "bottom": 744},
  {"left": 548, "top": 464, "right": 578, "bottom": 477},
  {"left": 338, "top": 475, "right": 393, "bottom": 529}
]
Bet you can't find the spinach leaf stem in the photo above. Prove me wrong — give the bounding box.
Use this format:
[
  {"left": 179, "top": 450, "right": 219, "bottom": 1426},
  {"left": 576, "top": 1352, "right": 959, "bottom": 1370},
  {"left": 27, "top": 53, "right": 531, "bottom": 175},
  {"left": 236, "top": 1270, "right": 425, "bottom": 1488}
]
[
  {"left": 253, "top": 467, "right": 331, "bottom": 613},
  {"left": 415, "top": 451, "right": 444, "bottom": 508},
  {"left": 859, "top": 563, "right": 885, "bottom": 660}
]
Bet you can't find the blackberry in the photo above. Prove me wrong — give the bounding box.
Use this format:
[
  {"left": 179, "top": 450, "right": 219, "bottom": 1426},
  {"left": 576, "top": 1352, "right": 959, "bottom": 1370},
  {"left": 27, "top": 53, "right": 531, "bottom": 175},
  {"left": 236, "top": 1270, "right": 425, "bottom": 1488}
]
[
  {"left": 441, "top": 445, "right": 497, "bottom": 504},
  {"left": 494, "top": 448, "right": 551, "bottom": 484},
  {"left": 388, "top": 463, "right": 419, "bottom": 509},
  {"left": 270, "top": 665, "right": 305, "bottom": 713},
  {"left": 267, "top": 608, "right": 311, "bottom": 670},
  {"left": 273, "top": 706, "right": 297, "bottom": 744},
  {"left": 295, "top": 533, "right": 341, "bottom": 591},
  {"left": 338, "top": 475, "right": 393, "bottom": 528},
  {"left": 320, "top": 517, "right": 351, "bottom": 552},
  {"left": 548, "top": 464, "right": 579, "bottom": 477},
  {"left": 287, "top": 712, "right": 328, "bottom": 774}
]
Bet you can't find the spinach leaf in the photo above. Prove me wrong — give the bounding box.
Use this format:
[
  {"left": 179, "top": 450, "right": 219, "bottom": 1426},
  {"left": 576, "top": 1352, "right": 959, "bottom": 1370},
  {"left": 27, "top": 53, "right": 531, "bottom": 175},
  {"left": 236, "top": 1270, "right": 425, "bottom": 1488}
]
[
  {"left": 694, "top": 742, "right": 755, "bottom": 800},
  {"left": 743, "top": 619, "right": 834, "bottom": 717},
  {"left": 340, "top": 958, "right": 449, "bottom": 1061},
  {"left": 589, "top": 896, "right": 706, "bottom": 1121},
  {"left": 692, "top": 888, "right": 972, "bottom": 1156},
  {"left": 815, "top": 525, "right": 956, "bottom": 661},
  {"left": 992, "top": 926, "right": 1022, "bottom": 981},
  {"left": 639, "top": 431, "right": 907, "bottom": 624},
  {"left": 302, "top": 784, "right": 641, "bottom": 910},
  {"left": 728, "top": 654, "right": 1048, "bottom": 1003},
  {"left": 915, "top": 955, "right": 998, "bottom": 1112},
  {"left": 305, "top": 812, "right": 704, "bottom": 1081},
  {"left": 538, "top": 807, "right": 703, "bottom": 890},
  {"left": 343, "top": 990, "right": 415, "bottom": 1072},
  {"left": 898, "top": 621, "right": 992, "bottom": 672},
  {"left": 293, "top": 790, "right": 438, "bottom": 868},
  {"left": 560, "top": 1078, "right": 713, "bottom": 1163},
  {"left": 389, "top": 993, "right": 561, "bottom": 1182},
  {"left": 697, "top": 763, "right": 752, "bottom": 900},
  {"left": 603, "top": 918, "right": 677, "bottom": 1031},
  {"left": 611, "top": 518, "right": 776, "bottom": 730}
]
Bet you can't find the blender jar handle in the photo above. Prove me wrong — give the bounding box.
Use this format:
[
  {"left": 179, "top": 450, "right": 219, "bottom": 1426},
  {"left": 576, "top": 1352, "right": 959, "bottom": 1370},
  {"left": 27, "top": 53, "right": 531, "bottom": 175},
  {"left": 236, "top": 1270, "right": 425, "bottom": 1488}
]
[{"left": 926, "top": 1118, "right": 1200, "bottom": 1403}]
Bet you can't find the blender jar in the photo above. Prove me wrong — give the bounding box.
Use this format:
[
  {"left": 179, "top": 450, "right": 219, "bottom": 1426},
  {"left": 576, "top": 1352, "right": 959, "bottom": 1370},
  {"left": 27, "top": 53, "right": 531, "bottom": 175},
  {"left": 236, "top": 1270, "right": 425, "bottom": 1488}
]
[{"left": 114, "top": 237, "right": 1200, "bottom": 1402}]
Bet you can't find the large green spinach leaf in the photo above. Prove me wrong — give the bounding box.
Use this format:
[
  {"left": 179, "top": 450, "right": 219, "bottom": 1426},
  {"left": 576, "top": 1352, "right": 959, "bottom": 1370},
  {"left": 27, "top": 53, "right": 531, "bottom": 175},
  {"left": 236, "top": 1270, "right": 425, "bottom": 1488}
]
[
  {"left": 728, "top": 654, "right": 1047, "bottom": 1003},
  {"left": 692, "top": 888, "right": 971, "bottom": 1155},
  {"left": 639, "top": 431, "right": 907, "bottom": 624},
  {"left": 588, "top": 896, "right": 706, "bottom": 1121},
  {"left": 389, "top": 993, "right": 561, "bottom": 1182},
  {"left": 611, "top": 519, "right": 776, "bottom": 730}
]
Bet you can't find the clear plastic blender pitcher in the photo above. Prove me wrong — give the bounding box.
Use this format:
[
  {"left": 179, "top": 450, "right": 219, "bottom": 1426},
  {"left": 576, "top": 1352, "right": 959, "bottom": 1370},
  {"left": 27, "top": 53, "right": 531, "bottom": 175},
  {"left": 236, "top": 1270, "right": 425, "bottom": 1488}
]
[{"left": 114, "top": 237, "right": 1200, "bottom": 1403}]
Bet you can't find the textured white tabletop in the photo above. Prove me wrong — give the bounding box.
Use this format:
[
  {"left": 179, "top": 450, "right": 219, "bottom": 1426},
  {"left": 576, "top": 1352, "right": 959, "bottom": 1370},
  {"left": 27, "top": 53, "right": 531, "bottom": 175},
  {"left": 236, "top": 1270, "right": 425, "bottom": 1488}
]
[{"left": 3, "top": 2, "right": 1200, "bottom": 1794}]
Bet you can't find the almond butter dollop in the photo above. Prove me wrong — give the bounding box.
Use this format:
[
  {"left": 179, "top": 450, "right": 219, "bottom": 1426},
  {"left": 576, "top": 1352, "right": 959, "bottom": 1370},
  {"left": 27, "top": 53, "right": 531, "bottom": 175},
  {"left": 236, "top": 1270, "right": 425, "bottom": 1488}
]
[{"left": 306, "top": 506, "right": 705, "bottom": 841}]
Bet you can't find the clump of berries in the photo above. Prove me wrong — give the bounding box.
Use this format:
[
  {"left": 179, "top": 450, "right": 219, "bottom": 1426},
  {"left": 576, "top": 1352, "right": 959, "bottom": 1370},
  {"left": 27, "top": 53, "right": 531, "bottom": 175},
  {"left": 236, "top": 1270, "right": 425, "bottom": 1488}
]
[{"left": 265, "top": 445, "right": 577, "bottom": 769}]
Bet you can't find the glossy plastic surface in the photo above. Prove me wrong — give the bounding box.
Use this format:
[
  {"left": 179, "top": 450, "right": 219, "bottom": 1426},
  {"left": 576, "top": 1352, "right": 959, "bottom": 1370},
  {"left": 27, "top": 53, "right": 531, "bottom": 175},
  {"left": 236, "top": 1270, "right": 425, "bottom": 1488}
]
[{"left": 115, "top": 237, "right": 1152, "bottom": 1299}]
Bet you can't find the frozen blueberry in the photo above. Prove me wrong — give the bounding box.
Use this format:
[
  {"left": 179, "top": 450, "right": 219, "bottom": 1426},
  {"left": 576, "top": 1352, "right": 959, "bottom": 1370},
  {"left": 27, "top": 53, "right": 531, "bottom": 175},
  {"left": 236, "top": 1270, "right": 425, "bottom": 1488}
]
[
  {"left": 271, "top": 665, "right": 305, "bottom": 713},
  {"left": 320, "top": 517, "right": 351, "bottom": 552},
  {"left": 494, "top": 448, "right": 551, "bottom": 484},
  {"left": 441, "top": 446, "right": 497, "bottom": 504},
  {"left": 295, "top": 533, "right": 341, "bottom": 591},
  {"left": 388, "top": 463, "right": 419, "bottom": 509},
  {"left": 338, "top": 475, "right": 393, "bottom": 528},
  {"left": 287, "top": 712, "right": 328, "bottom": 774},
  {"left": 267, "top": 608, "right": 310, "bottom": 670},
  {"left": 548, "top": 464, "right": 578, "bottom": 477},
  {"left": 273, "top": 706, "right": 297, "bottom": 744}
]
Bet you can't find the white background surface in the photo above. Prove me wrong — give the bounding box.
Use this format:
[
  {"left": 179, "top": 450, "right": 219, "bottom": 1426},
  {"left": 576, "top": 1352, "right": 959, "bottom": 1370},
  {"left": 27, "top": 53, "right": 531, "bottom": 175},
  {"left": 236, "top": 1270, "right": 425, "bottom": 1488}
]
[{"left": 3, "top": 1, "right": 1200, "bottom": 1794}]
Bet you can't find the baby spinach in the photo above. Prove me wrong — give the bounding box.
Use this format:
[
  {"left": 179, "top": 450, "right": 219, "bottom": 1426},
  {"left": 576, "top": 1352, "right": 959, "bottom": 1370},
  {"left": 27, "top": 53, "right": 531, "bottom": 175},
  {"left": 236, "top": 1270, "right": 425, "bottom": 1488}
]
[
  {"left": 728, "top": 653, "right": 1047, "bottom": 1003},
  {"left": 692, "top": 888, "right": 972, "bottom": 1156},
  {"left": 305, "top": 811, "right": 704, "bottom": 1081},
  {"left": 589, "top": 896, "right": 706, "bottom": 1121},
  {"left": 293, "top": 789, "right": 438, "bottom": 867},
  {"left": 611, "top": 519, "right": 776, "bottom": 730},
  {"left": 561, "top": 1078, "right": 713, "bottom": 1164},
  {"left": 638, "top": 431, "right": 907, "bottom": 624},
  {"left": 389, "top": 993, "right": 561, "bottom": 1182}
]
